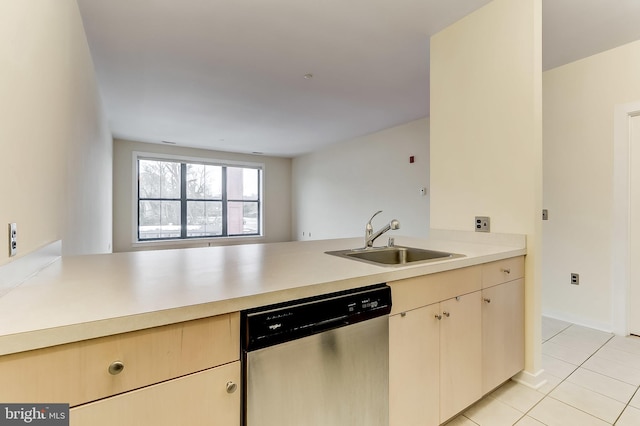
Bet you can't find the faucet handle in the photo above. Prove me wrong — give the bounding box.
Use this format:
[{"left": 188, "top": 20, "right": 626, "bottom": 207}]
[{"left": 367, "top": 210, "right": 383, "bottom": 226}]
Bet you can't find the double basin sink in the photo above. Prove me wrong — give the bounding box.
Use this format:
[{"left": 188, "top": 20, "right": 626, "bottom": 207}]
[{"left": 326, "top": 245, "right": 464, "bottom": 267}]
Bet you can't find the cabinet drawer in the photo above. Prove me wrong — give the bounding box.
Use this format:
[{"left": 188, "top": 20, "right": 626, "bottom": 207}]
[
  {"left": 389, "top": 265, "right": 481, "bottom": 314},
  {"left": 70, "top": 361, "right": 241, "bottom": 426},
  {"left": 481, "top": 256, "right": 524, "bottom": 288},
  {"left": 0, "top": 312, "right": 240, "bottom": 406}
]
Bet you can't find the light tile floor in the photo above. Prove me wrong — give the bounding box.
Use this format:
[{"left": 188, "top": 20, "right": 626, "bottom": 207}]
[{"left": 446, "top": 317, "right": 640, "bottom": 426}]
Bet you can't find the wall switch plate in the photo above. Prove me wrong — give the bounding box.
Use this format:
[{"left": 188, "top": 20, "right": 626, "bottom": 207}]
[
  {"left": 475, "top": 216, "right": 490, "bottom": 232},
  {"left": 542, "top": 209, "right": 549, "bottom": 220},
  {"left": 571, "top": 273, "right": 579, "bottom": 285},
  {"left": 8, "top": 223, "right": 17, "bottom": 257}
]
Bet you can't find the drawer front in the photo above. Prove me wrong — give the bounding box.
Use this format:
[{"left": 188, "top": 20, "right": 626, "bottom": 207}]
[
  {"left": 0, "top": 312, "right": 240, "bottom": 406},
  {"left": 70, "top": 361, "right": 241, "bottom": 426},
  {"left": 389, "top": 265, "right": 481, "bottom": 314},
  {"left": 481, "top": 256, "right": 524, "bottom": 288}
]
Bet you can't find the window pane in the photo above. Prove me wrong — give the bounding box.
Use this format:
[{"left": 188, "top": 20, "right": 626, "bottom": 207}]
[
  {"left": 205, "top": 165, "right": 222, "bottom": 199},
  {"left": 187, "top": 164, "right": 222, "bottom": 199},
  {"left": 139, "top": 160, "right": 160, "bottom": 198},
  {"left": 187, "top": 201, "right": 223, "bottom": 237},
  {"left": 139, "top": 160, "right": 180, "bottom": 199},
  {"left": 227, "top": 167, "right": 259, "bottom": 201},
  {"left": 228, "top": 201, "right": 259, "bottom": 235},
  {"left": 138, "top": 200, "right": 181, "bottom": 239},
  {"left": 186, "top": 164, "right": 204, "bottom": 199}
]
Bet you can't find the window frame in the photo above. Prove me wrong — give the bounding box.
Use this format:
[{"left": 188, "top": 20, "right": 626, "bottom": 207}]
[{"left": 132, "top": 151, "right": 264, "bottom": 246}]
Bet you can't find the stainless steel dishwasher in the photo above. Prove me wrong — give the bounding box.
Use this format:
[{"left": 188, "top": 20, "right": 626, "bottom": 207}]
[{"left": 241, "top": 284, "right": 392, "bottom": 426}]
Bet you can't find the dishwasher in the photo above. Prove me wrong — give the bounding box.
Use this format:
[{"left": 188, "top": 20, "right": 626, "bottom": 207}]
[{"left": 241, "top": 283, "right": 392, "bottom": 426}]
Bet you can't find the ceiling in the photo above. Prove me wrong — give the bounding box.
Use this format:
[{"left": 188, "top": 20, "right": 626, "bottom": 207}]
[{"left": 77, "top": 0, "right": 640, "bottom": 158}]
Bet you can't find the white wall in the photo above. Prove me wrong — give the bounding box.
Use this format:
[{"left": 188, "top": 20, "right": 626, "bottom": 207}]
[
  {"left": 543, "top": 39, "right": 640, "bottom": 331},
  {"left": 112, "top": 139, "right": 292, "bottom": 252},
  {"left": 291, "top": 118, "right": 429, "bottom": 242},
  {"left": 430, "top": 0, "right": 543, "bottom": 375},
  {"left": 0, "top": 0, "right": 112, "bottom": 265}
]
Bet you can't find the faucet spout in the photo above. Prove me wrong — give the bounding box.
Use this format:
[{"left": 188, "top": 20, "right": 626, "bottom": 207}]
[{"left": 364, "top": 211, "right": 400, "bottom": 248}]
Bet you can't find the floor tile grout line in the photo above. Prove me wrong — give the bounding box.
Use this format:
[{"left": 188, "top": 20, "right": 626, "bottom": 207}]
[
  {"left": 576, "top": 333, "right": 640, "bottom": 392},
  {"left": 460, "top": 414, "right": 480, "bottom": 425},
  {"left": 544, "top": 394, "right": 617, "bottom": 425},
  {"left": 509, "top": 322, "right": 582, "bottom": 424},
  {"left": 542, "top": 331, "right": 615, "bottom": 372},
  {"left": 612, "top": 387, "right": 640, "bottom": 425},
  {"left": 541, "top": 323, "right": 573, "bottom": 343},
  {"left": 457, "top": 320, "right": 637, "bottom": 425},
  {"left": 519, "top": 332, "right": 618, "bottom": 425},
  {"left": 526, "top": 322, "right": 640, "bottom": 424}
]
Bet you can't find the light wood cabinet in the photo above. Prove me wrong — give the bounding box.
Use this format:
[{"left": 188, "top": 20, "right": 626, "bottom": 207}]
[
  {"left": 389, "top": 304, "right": 440, "bottom": 426},
  {"left": 389, "top": 265, "right": 483, "bottom": 426},
  {"left": 439, "top": 291, "right": 482, "bottom": 423},
  {"left": 70, "top": 361, "right": 240, "bottom": 426},
  {"left": 389, "top": 256, "right": 525, "bottom": 426},
  {"left": 481, "top": 257, "right": 525, "bottom": 289},
  {"left": 0, "top": 313, "right": 240, "bottom": 406},
  {"left": 0, "top": 312, "right": 241, "bottom": 426},
  {"left": 482, "top": 278, "right": 525, "bottom": 393}
]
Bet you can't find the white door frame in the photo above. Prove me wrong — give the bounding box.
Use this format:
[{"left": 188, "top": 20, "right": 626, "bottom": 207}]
[{"left": 612, "top": 101, "right": 640, "bottom": 336}]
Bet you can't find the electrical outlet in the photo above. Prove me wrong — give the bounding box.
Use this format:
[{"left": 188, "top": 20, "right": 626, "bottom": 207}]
[
  {"left": 571, "top": 273, "right": 579, "bottom": 285},
  {"left": 8, "top": 223, "right": 17, "bottom": 257},
  {"left": 475, "top": 216, "right": 490, "bottom": 232}
]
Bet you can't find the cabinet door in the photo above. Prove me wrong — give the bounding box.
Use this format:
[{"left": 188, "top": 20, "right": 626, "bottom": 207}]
[
  {"left": 482, "top": 279, "right": 525, "bottom": 394},
  {"left": 439, "top": 291, "right": 482, "bottom": 423},
  {"left": 389, "top": 304, "right": 440, "bottom": 426},
  {"left": 70, "top": 361, "right": 240, "bottom": 426}
]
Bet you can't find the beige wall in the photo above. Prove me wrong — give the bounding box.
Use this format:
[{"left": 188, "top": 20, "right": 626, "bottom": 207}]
[
  {"left": 430, "top": 0, "right": 543, "bottom": 375},
  {"left": 112, "top": 139, "right": 292, "bottom": 252},
  {"left": 543, "top": 39, "right": 640, "bottom": 331},
  {"left": 0, "top": 1, "right": 112, "bottom": 266},
  {"left": 292, "top": 118, "right": 430, "bottom": 241}
]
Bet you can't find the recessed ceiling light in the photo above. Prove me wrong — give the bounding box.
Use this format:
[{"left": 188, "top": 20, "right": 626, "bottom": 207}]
[{"left": 303, "top": 73, "right": 313, "bottom": 79}]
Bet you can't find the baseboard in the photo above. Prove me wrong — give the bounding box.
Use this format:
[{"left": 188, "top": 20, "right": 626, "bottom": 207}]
[
  {"left": 542, "top": 310, "right": 613, "bottom": 334},
  {"left": 0, "top": 240, "right": 61, "bottom": 297},
  {"left": 512, "top": 369, "right": 547, "bottom": 390}
]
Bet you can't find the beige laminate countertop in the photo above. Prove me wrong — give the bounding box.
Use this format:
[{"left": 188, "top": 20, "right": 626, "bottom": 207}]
[{"left": 0, "top": 232, "right": 525, "bottom": 356}]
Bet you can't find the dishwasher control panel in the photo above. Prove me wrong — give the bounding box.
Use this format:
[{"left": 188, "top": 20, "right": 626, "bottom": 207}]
[{"left": 242, "top": 284, "right": 391, "bottom": 352}]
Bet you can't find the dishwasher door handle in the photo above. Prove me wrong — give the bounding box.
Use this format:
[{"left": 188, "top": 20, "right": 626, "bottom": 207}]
[{"left": 314, "top": 315, "right": 349, "bottom": 329}]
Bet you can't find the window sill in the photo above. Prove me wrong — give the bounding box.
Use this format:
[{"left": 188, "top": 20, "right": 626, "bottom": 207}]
[{"left": 131, "top": 235, "right": 265, "bottom": 250}]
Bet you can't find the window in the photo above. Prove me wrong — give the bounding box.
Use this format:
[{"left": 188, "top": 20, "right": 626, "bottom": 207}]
[{"left": 137, "top": 156, "right": 262, "bottom": 241}]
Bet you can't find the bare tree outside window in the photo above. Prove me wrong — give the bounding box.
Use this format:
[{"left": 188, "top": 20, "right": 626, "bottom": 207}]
[
  {"left": 137, "top": 158, "right": 262, "bottom": 241},
  {"left": 138, "top": 160, "right": 181, "bottom": 239}
]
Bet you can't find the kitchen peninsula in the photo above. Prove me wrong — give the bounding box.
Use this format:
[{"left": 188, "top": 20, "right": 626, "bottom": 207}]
[{"left": 0, "top": 230, "right": 525, "bottom": 425}]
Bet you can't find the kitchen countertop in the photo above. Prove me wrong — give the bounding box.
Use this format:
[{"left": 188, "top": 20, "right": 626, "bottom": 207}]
[{"left": 0, "top": 231, "right": 525, "bottom": 356}]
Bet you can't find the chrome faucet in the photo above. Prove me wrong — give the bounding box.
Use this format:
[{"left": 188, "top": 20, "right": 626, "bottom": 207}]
[{"left": 365, "top": 211, "right": 400, "bottom": 248}]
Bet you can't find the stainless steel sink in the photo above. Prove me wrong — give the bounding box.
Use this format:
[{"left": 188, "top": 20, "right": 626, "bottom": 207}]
[{"left": 326, "top": 245, "right": 464, "bottom": 266}]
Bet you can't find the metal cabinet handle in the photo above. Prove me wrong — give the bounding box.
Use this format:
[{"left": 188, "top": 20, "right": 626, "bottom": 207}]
[
  {"left": 108, "top": 361, "right": 125, "bottom": 375},
  {"left": 435, "top": 314, "right": 442, "bottom": 320},
  {"left": 442, "top": 311, "right": 450, "bottom": 317},
  {"left": 484, "top": 298, "right": 491, "bottom": 303},
  {"left": 226, "top": 381, "right": 238, "bottom": 394},
  {"left": 501, "top": 268, "right": 511, "bottom": 274}
]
